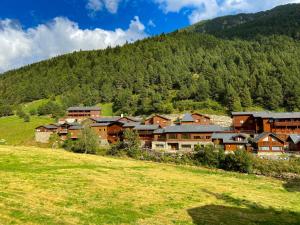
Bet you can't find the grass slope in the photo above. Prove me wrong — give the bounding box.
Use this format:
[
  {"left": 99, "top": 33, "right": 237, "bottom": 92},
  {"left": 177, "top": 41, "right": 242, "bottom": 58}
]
[
  {"left": 0, "top": 146, "right": 300, "bottom": 225},
  {"left": 0, "top": 116, "right": 54, "bottom": 145}
]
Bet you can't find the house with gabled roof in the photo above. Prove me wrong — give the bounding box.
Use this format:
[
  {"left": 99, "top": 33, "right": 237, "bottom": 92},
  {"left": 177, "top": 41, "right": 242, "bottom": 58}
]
[
  {"left": 287, "top": 134, "right": 300, "bottom": 152},
  {"left": 177, "top": 113, "right": 211, "bottom": 125},
  {"left": 144, "top": 114, "right": 172, "bottom": 128},
  {"left": 211, "top": 133, "right": 250, "bottom": 152},
  {"left": 253, "top": 133, "right": 286, "bottom": 155}
]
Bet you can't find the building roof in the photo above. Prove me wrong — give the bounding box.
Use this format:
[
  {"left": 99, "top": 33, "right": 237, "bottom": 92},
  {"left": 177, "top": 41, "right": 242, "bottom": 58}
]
[
  {"left": 67, "top": 106, "right": 101, "bottom": 111},
  {"left": 69, "top": 125, "right": 83, "bottom": 130},
  {"left": 289, "top": 134, "right": 300, "bottom": 144},
  {"left": 122, "top": 122, "right": 141, "bottom": 128},
  {"left": 92, "top": 117, "right": 121, "bottom": 123},
  {"left": 146, "top": 114, "right": 171, "bottom": 121},
  {"left": 153, "top": 129, "right": 165, "bottom": 134},
  {"left": 181, "top": 113, "right": 195, "bottom": 122},
  {"left": 90, "top": 123, "right": 112, "bottom": 127},
  {"left": 212, "top": 133, "right": 249, "bottom": 144},
  {"left": 232, "top": 111, "right": 300, "bottom": 119},
  {"left": 36, "top": 124, "right": 58, "bottom": 129},
  {"left": 133, "top": 125, "right": 160, "bottom": 131},
  {"left": 253, "top": 132, "right": 285, "bottom": 143},
  {"left": 158, "top": 125, "right": 227, "bottom": 134}
]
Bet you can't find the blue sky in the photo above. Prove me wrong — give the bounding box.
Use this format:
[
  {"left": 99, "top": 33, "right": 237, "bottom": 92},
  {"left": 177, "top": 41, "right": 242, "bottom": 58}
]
[{"left": 0, "top": 0, "right": 299, "bottom": 72}]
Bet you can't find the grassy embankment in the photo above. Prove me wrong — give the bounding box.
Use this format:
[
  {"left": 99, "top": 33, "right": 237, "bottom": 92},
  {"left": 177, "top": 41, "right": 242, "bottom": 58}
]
[{"left": 0, "top": 146, "right": 300, "bottom": 225}]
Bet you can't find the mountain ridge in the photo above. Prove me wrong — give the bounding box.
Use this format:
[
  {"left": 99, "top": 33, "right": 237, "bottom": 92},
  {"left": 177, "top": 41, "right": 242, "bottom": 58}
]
[{"left": 1, "top": 4, "right": 300, "bottom": 115}]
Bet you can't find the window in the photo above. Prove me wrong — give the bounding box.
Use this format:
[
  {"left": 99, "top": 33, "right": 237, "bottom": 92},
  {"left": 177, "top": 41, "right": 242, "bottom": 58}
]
[
  {"left": 194, "top": 136, "right": 205, "bottom": 140},
  {"left": 182, "top": 134, "right": 191, "bottom": 139},
  {"left": 156, "top": 144, "right": 164, "bottom": 148},
  {"left": 168, "top": 134, "right": 177, "bottom": 139},
  {"left": 272, "top": 146, "right": 282, "bottom": 151},
  {"left": 181, "top": 145, "right": 192, "bottom": 149},
  {"left": 240, "top": 120, "right": 244, "bottom": 124},
  {"left": 259, "top": 147, "right": 270, "bottom": 151}
]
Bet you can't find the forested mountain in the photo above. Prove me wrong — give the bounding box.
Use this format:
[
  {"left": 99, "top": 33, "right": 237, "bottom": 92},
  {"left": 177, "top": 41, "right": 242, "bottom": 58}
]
[
  {"left": 186, "top": 4, "right": 300, "bottom": 39},
  {"left": 1, "top": 4, "right": 300, "bottom": 116}
]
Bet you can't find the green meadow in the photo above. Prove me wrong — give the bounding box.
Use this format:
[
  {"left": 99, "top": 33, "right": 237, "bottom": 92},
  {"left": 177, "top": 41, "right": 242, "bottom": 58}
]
[
  {"left": 0, "top": 146, "right": 300, "bottom": 225},
  {"left": 0, "top": 116, "right": 54, "bottom": 145}
]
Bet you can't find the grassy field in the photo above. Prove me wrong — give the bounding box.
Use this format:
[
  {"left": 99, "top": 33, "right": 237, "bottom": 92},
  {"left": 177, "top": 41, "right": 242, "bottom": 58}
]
[
  {"left": 0, "top": 116, "right": 54, "bottom": 145},
  {"left": 0, "top": 146, "right": 300, "bottom": 225}
]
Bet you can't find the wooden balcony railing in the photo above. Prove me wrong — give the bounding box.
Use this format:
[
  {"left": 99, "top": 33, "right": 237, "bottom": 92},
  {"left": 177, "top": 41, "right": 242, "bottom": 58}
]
[{"left": 274, "top": 121, "right": 300, "bottom": 127}]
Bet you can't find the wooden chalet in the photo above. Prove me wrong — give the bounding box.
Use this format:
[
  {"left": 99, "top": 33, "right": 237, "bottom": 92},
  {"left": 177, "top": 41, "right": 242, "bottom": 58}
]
[
  {"left": 144, "top": 114, "right": 171, "bottom": 128},
  {"left": 90, "top": 121, "right": 124, "bottom": 144},
  {"left": 132, "top": 125, "right": 160, "bottom": 148},
  {"left": 287, "top": 134, "right": 300, "bottom": 152},
  {"left": 232, "top": 112, "right": 300, "bottom": 136},
  {"left": 253, "top": 133, "right": 286, "bottom": 154},
  {"left": 35, "top": 125, "right": 59, "bottom": 143},
  {"left": 178, "top": 113, "right": 211, "bottom": 125},
  {"left": 67, "top": 106, "right": 101, "bottom": 119},
  {"left": 152, "top": 125, "right": 227, "bottom": 151},
  {"left": 212, "top": 133, "right": 250, "bottom": 151}
]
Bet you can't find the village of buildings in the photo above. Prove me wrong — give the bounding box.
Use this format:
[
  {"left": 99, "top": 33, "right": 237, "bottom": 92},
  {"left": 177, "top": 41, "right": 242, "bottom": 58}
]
[{"left": 35, "top": 107, "right": 300, "bottom": 155}]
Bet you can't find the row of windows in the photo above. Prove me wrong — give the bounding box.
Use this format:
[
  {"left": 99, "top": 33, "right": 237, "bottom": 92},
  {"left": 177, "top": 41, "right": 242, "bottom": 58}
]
[
  {"left": 259, "top": 146, "right": 282, "bottom": 151},
  {"left": 167, "top": 134, "right": 211, "bottom": 140}
]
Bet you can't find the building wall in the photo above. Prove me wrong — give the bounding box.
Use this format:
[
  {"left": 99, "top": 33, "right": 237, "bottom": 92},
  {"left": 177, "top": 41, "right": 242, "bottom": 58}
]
[
  {"left": 192, "top": 114, "right": 211, "bottom": 125},
  {"left": 35, "top": 131, "right": 52, "bottom": 143},
  {"left": 145, "top": 116, "right": 171, "bottom": 128},
  {"left": 232, "top": 115, "right": 256, "bottom": 133},
  {"left": 152, "top": 140, "right": 213, "bottom": 151},
  {"left": 256, "top": 136, "right": 285, "bottom": 153},
  {"left": 91, "top": 126, "right": 108, "bottom": 140}
]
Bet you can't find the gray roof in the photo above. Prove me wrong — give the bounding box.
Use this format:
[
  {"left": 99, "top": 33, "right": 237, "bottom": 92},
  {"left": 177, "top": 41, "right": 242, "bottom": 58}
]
[
  {"left": 133, "top": 125, "right": 160, "bottom": 131},
  {"left": 93, "top": 117, "right": 121, "bottom": 123},
  {"left": 253, "top": 132, "right": 284, "bottom": 143},
  {"left": 181, "top": 113, "right": 195, "bottom": 122},
  {"left": 146, "top": 114, "right": 171, "bottom": 121},
  {"left": 159, "top": 125, "right": 227, "bottom": 134},
  {"left": 67, "top": 106, "right": 101, "bottom": 111},
  {"left": 38, "top": 125, "right": 58, "bottom": 129},
  {"left": 211, "top": 133, "right": 249, "bottom": 144},
  {"left": 153, "top": 129, "right": 164, "bottom": 134},
  {"left": 69, "top": 125, "right": 83, "bottom": 130},
  {"left": 289, "top": 134, "right": 300, "bottom": 144},
  {"left": 122, "top": 122, "right": 141, "bottom": 128},
  {"left": 232, "top": 111, "right": 300, "bottom": 119},
  {"left": 90, "top": 123, "right": 112, "bottom": 127}
]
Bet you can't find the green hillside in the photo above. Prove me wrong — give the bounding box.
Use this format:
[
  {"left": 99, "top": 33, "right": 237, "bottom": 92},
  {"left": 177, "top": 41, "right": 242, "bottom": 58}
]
[
  {"left": 1, "top": 4, "right": 300, "bottom": 115},
  {"left": 0, "top": 146, "right": 300, "bottom": 225},
  {"left": 0, "top": 116, "right": 54, "bottom": 145},
  {"left": 186, "top": 4, "right": 300, "bottom": 39}
]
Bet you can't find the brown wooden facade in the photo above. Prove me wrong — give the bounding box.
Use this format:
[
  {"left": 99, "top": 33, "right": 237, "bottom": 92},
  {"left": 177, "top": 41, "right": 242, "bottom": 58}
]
[
  {"left": 67, "top": 107, "right": 101, "bottom": 119},
  {"left": 145, "top": 115, "right": 171, "bottom": 128},
  {"left": 254, "top": 133, "right": 285, "bottom": 154}
]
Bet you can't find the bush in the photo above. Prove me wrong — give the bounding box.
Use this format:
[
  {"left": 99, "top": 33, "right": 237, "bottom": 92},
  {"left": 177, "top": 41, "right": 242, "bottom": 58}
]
[
  {"left": 0, "top": 105, "right": 13, "bottom": 117},
  {"left": 221, "top": 150, "right": 254, "bottom": 173},
  {"left": 37, "top": 101, "right": 65, "bottom": 118},
  {"left": 194, "top": 145, "right": 224, "bottom": 168},
  {"left": 63, "top": 126, "right": 99, "bottom": 154},
  {"left": 23, "top": 114, "right": 30, "bottom": 122},
  {"left": 108, "top": 129, "right": 141, "bottom": 158},
  {"left": 29, "top": 108, "right": 37, "bottom": 115}
]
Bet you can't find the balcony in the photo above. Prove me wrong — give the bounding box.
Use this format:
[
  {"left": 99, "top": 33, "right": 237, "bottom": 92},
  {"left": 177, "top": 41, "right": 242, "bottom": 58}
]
[{"left": 274, "top": 121, "right": 300, "bottom": 127}]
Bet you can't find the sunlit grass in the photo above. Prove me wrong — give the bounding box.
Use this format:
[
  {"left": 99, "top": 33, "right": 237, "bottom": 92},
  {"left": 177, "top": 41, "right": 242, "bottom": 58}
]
[
  {"left": 0, "top": 146, "right": 300, "bottom": 224},
  {"left": 0, "top": 116, "right": 54, "bottom": 145}
]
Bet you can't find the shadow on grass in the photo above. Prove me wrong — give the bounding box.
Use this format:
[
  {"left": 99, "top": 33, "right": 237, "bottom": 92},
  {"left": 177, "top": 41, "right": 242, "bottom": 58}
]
[
  {"left": 283, "top": 178, "right": 300, "bottom": 192},
  {"left": 187, "top": 189, "right": 300, "bottom": 225}
]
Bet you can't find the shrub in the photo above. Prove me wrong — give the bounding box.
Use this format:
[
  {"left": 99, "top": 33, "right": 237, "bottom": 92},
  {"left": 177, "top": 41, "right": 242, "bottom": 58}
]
[
  {"left": 29, "top": 108, "right": 37, "bottom": 115},
  {"left": 194, "top": 145, "right": 224, "bottom": 167},
  {"left": 221, "top": 150, "right": 254, "bottom": 173},
  {"left": 0, "top": 105, "right": 13, "bottom": 117},
  {"left": 108, "top": 129, "right": 141, "bottom": 158},
  {"left": 23, "top": 114, "right": 30, "bottom": 122},
  {"left": 37, "top": 101, "right": 65, "bottom": 118},
  {"left": 63, "top": 126, "right": 99, "bottom": 154}
]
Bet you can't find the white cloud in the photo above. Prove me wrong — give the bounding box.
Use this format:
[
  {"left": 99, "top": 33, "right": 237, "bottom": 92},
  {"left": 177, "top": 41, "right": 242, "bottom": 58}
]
[
  {"left": 154, "top": 0, "right": 300, "bottom": 24},
  {"left": 86, "top": 0, "right": 122, "bottom": 15},
  {"left": 0, "top": 16, "right": 146, "bottom": 72}
]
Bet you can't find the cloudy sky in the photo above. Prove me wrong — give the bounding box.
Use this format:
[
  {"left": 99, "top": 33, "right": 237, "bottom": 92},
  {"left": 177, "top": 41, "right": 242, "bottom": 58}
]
[{"left": 0, "top": 0, "right": 299, "bottom": 72}]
